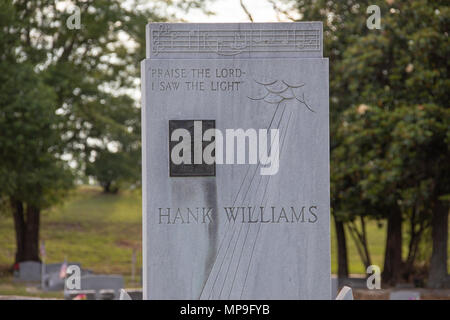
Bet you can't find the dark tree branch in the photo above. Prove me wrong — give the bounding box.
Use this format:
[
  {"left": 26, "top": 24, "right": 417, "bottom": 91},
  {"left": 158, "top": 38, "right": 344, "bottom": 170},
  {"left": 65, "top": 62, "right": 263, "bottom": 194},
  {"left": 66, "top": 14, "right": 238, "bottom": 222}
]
[
  {"left": 239, "top": 0, "right": 254, "bottom": 22},
  {"left": 267, "top": 0, "right": 297, "bottom": 22}
]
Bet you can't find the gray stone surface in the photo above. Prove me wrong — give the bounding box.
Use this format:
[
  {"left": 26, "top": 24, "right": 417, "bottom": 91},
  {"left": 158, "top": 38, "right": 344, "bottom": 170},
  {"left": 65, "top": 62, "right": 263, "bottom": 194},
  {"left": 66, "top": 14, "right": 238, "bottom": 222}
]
[
  {"left": 42, "top": 263, "right": 92, "bottom": 291},
  {"left": 64, "top": 275, "right": 124, "bottom": 300},
  {"left": 147, "top": 22, "right": 323, "bottom": 59},
  {"left": 389, "top": 290, "right": 421, "bottom": 300},
  {"left": 16, "top": 261, "right": 41, "bottom": 282},
  {"left": 42, "top": 272, "right": 64, "bottom": 291},
  {"left": 142, "top": 22, "right": 330, "bottom": 300},
  {"left": 44, "top": 262, "right": 81, "bottom": 275},
  {"left": 339, "top": 277, "right": 368, "bottom": 289}
]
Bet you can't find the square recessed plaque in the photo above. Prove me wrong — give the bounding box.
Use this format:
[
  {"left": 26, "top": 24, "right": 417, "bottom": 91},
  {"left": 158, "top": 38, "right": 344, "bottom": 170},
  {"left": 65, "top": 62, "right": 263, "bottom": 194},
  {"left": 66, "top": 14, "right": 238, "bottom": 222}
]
[{"left": 169, "top": 120, "right": 215, "bottom": 177}]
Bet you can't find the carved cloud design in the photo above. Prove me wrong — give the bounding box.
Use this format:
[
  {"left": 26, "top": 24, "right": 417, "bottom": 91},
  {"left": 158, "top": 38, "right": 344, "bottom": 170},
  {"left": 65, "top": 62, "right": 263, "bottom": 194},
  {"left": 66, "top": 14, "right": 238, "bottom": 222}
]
[{"left": 248, "top": 79, "right": 314, "bottom": 112}]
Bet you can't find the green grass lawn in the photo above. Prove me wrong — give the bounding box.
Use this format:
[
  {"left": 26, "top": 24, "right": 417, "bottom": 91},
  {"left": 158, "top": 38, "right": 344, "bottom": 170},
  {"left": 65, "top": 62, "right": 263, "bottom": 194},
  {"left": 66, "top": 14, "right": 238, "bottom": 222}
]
[
  {"left": 0, "top": 185, "right": 448, "bottom": 296},
  {"left": 0, "top": 186, "right": 142, "bottom": 295}
]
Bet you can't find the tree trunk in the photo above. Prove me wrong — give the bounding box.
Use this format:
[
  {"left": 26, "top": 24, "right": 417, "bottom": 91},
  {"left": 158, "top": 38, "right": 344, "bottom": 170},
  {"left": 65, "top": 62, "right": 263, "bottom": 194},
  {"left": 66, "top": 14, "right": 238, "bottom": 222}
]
[
  {"left": 428, "top": 201, "right": 449, "bottom": 288},
  {"left": 23, "top": 204, "right": 40, "bottom": 261},
  {"left": 347, "top": 219, "right": 372, "bottom": 269},
  {"left": 383, "top": 208, "right": 402, "bottom": 285},
  {"left": 103, "top": 181, "right": 118, "bottom": 194},
  {"left": 11, "top": 198, "right": 25, "bottom": 263},
  {"left": 103, "top": 181, "right": 111, "bottom": 193},
  {"left": 360, "top": 216, "right": 372, "bottom": 268},
  {"left": 404, "top": 210, "right": 426, "bottom": 281},
  {"left": 335, "top": 218, "right": 349, "bottom": 278},
  {"left": 10, "top": 198, "right": 41, "bottom": 264}
]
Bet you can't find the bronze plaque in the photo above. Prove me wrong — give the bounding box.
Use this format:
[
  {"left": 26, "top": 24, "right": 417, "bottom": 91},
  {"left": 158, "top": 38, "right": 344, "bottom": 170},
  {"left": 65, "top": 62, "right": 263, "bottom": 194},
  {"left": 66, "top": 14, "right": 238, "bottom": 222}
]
[{"left": 169, "top": 120, "right": 215, "bottom": 177}]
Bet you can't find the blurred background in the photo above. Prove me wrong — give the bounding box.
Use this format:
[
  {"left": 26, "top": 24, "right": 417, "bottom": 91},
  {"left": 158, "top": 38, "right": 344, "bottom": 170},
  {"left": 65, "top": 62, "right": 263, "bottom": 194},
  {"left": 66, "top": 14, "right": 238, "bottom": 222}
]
[{"left": 0, "top": 0, "right": 448, "bottom": 299}]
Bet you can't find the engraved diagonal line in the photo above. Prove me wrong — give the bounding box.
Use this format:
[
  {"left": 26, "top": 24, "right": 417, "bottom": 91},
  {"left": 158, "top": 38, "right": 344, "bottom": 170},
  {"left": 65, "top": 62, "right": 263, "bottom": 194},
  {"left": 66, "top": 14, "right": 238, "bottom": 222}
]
[
  {"left": 197, "top": 165, "right": 250, "bottom": 300},
  {"left": 198, "top": 102, "right": 282, "bottom": 299},
  {"left": 208, "top": 76, "right": 312, "bottom": 298},
  {"left": 198, "top": 157, "right": 251, "bottom": 299},
  {"left": 217, "top": 207, "right": 257, "bottom": 299},
  {"left": 207, "top": 105, "right": 284, "bottom": 299},
  {"left": 237, "top": 110, "right": 293, "bottom": 300},
  {"left": 211, "top": 103, "right": 287, "bottom": 299},
  {"left": 205, "top": 102, "right": 284, "bottom": 299},
  {"left": 239, "top": 109, "right": 295, "bottom": 299},
  {"left": 219, "top": 143, "right": 267, "bottom": 298},
  {"left": 225, "top": 115, "right": 288, "bottom": 299},
  {"left": 229, "top": 108, "right": 293, "bottom": 299},
  {"left": 214, "top": 104, "right": 288, "bottom": 299}
]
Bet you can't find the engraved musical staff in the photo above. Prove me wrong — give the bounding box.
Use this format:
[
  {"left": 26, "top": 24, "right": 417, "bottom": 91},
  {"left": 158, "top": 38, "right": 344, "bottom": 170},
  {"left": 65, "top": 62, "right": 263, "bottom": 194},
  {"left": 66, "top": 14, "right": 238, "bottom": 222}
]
[{"left": 150, "top": 25, "right": 321, "bottom": 56}]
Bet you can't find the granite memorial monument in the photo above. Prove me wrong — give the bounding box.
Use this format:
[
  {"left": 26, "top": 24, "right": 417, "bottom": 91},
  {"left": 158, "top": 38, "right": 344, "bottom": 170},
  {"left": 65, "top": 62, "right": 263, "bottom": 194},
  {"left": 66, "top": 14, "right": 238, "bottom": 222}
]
[{"left": 141, "top": 22, "right": 330, "bottom": 299}]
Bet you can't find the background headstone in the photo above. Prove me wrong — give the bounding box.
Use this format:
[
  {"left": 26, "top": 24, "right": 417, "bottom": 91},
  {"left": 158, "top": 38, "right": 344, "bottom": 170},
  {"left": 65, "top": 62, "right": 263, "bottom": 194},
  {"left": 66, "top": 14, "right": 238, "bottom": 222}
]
[
  {"left": 142, "top": 22, "right": 330, "bottom": 299},
  {"left": 45, "top": 262, "right": 81, "bottom": 275},
  {"left": 16, "top": 261, "right": 41, "bottom": 282},
  {"left": 339, "top": 276, "right": 368, "bottom": 289},
  {"left": 389, "top": 290, "right": 421, "bottom": 300},
  {"left": 64, "top": 275, "right": 124, "bottom": 300}
]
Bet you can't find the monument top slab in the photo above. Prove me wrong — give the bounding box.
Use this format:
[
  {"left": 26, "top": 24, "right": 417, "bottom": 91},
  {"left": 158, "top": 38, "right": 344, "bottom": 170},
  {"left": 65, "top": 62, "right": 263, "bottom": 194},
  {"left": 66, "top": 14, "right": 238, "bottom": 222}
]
[{"left": 146, "top": 22, "right": 323, "bottom": 59}]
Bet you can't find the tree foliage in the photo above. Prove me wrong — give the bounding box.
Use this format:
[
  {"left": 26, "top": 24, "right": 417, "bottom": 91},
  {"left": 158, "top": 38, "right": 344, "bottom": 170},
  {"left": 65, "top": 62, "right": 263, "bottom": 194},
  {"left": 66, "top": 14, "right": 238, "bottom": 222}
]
[
  {"left": 0, "top": 0, "right": 209, "bottom": 263},
  {"left": 284, "top": 0, "right": 450, "bottom": 284}
]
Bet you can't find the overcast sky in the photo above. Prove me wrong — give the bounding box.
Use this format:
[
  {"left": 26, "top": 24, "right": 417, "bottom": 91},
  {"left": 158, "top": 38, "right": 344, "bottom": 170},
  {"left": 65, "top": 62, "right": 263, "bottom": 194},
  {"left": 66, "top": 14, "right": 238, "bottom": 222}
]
[{"left": 184, "top": 0, "right": 296, "bottom": 23}]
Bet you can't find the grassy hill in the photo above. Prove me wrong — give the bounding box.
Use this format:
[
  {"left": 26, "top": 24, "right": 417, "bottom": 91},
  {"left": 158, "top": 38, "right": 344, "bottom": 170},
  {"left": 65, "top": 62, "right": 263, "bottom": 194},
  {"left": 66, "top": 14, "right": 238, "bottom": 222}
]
[
  {"left": 0, "top": 186, "right": 142, "bottom": 295},
  {"left": 0, "top": 185, "right": 448, "bottom": 296}
]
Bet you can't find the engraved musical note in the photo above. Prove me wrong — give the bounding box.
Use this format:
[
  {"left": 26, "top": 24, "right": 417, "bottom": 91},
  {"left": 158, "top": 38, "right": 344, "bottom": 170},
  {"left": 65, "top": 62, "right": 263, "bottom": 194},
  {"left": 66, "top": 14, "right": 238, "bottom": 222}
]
[
  {"left": 151, "top": 24, "right": 170, "bottom": 56},
  {"left": 150, "top": 25, "right": 321, "bottom": 56},
  {"left": 282, "top": 30, "right": 288, "bottom": 45}
]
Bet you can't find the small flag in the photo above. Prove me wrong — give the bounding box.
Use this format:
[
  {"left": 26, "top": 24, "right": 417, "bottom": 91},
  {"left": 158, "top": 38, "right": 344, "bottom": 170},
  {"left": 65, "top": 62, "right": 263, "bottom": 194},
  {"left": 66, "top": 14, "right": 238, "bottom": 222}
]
[
  {"left": 40, "top": 241, "right": 46, "bottom": 260},
  {"left": 59, "top": 260, "right": 68, "bottom": 279},
  {"left": 13, "top": 263, "right": 19, "bottom": 277}
]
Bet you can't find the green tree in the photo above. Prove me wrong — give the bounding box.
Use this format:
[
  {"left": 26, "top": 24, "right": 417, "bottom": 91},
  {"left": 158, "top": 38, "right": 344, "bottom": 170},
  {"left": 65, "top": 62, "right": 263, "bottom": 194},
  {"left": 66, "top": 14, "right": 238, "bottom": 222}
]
[
  {"left": 0, "top": 60, "right": 73, "bottom": 262},
  {"left": 280, "top": 0, "right": 449, "bottom": 285},
  {"left": 0, "top": 0, "right": 73, "bottom": 263},
  {"left": 337, "top": 0, "right": 449, "bottom": 286},
  {"left": 334, "top": 104, "right": 449, "bottom": 284},
  {"left": 83, "top": 94, "right": 141, "bottom": 193},
  {"left": 0, "top": 0, "right": 210, "bottom": 264},
  {"left": 86, "top": 147, "right": 140, "bottom": 194}
]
